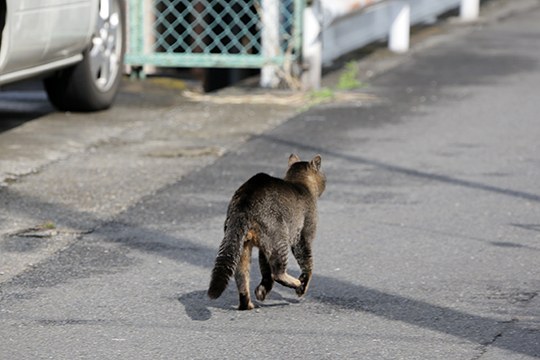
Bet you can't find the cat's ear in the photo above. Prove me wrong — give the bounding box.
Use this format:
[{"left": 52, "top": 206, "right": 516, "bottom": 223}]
[
  {"left": 310, "top": 155, "right": 322, "bottom": 171},
  {"left": 288, "top": 154, "right": 301, "bottom": 167}
]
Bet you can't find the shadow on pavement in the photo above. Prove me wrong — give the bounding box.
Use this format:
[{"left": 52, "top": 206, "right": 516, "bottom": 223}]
[
  {"left": 1, "top": 185, "right": 538, "bottom": 357},
  {"left": 0, "top": 81, "right": 54, "bottom": 133},
  {"left": 258, "top": 133, "right": 540, "bottom": 204}
]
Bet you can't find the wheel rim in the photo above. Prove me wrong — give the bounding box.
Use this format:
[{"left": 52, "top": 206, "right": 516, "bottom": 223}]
[{"left": 89, "top": 0, "right": 122, "bottom": 92}]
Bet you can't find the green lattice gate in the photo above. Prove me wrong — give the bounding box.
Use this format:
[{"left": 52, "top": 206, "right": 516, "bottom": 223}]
[{"left": 126, "top": 0, "right": 304, "bottom": 84}]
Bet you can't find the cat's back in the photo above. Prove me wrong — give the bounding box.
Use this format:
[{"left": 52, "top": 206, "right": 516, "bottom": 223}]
[
  {"left": 230, "top": 172, "right": 302, "bottom": 212},
  {"left": 236, "top": 172, "right": 294, "bottom": 199}
]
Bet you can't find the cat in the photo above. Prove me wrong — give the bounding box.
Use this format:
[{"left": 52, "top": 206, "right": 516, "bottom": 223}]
[{"left": 208, "top": 154, "right": 326, "bottom": 310}]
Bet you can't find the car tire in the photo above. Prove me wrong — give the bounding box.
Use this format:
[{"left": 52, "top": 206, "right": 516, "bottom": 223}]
[{"left": 44, "top": 0, "right": 126, "bottom": 112}]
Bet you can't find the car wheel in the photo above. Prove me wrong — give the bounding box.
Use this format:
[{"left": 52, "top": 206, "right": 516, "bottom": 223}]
[{"left": 44, "top": 0, "right": 126, "bottom": 112}]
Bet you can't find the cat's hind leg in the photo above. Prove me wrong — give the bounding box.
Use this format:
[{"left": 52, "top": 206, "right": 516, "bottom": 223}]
[
  {"left": 235, "top": 242, "right": 254, "bottom": 310},
  {"left": 255, "top": 249, "right": 274, "bottom": 301}
]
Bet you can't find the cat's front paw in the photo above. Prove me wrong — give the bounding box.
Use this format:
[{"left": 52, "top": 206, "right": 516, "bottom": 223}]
[
  {"left": 295, "top": 284, "right": 306, "bottom": 297},
  {"left": 296, "top": 273, "right": 311, "bottom": 297}
]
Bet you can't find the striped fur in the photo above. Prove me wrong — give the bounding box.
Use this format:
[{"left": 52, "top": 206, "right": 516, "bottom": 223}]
[{"left": 207, "top": 154, "right": 326, "bottom": 310}]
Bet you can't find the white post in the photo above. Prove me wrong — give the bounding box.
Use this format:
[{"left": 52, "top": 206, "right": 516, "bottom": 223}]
[
  {"left": 144, "top": 0, "right": 156, "bottom": 74},
  {"left": 460, "top": 0, "right": 480, "bottom": 21},
  {"left": 388, "top": 2, "right": 410, "bottom": 53},
  {"left": 301, "top": 6, "right": 322, "bottom": 90},
  {"left": 261, "top": 0, "right": 280, "bottom": 88}
]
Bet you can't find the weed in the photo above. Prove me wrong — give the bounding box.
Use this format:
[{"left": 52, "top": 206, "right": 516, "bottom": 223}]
[
  {"left": 41, "top": 221, "right": 56, "bottom": 230},
  {"left": 309, "top": 87, "right": 335, "bottom": 102},
  {"left": 337, "top": 61, "right": 365, "bottom": 90}
]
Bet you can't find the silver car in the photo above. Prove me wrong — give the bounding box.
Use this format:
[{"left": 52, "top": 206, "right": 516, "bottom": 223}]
[{"left": 0, "top": 0, "right": 125, "bottom": 111}]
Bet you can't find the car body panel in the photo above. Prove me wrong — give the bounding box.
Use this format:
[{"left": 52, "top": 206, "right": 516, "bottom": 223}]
[{"left": 0, "top": 0, "right": 98, "bottom": 85}]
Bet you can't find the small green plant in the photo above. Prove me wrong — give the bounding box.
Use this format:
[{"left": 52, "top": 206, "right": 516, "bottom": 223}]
[
  {"left": 337, "top": 61, "right": 364, "bottom": 90},
  {"left": 300, "top": 87, "right": 335, "bottom": 111},
  {"left": 309, "top": 87, "right": 335, "bottom": 103},
  {"left": 303, "top": 61, "right": 370, "bottom": 110},
  {"left": 41, "top": 221, "right": 56, "bottom": 230}
]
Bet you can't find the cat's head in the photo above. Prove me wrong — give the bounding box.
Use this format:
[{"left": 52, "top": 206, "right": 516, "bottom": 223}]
[{"left": 285, "top": 154, "right": 326, "bottom": 197}]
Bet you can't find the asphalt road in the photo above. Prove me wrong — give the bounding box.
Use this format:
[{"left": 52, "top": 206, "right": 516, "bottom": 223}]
[{"left": 1, "top": 1, "right": 539, "bottom": 359}]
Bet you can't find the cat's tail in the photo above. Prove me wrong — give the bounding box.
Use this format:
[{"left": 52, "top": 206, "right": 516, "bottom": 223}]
[{"left": 207, "top": 213, "right": 248, "bottom": 299}]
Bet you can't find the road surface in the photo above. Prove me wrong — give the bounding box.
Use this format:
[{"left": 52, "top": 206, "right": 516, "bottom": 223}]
[{"left": 0, "top": 1, "right": 539, "bottom": 358}]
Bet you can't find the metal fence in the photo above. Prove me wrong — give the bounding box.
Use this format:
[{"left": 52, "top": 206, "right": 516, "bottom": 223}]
[{"left": 126, "top": 0, "right": 304, "bottom": 77}]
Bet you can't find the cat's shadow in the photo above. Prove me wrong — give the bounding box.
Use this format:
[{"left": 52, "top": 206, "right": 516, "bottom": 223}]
[{"left": 178, "top": 289, "right": 300, "bottom": 321}]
